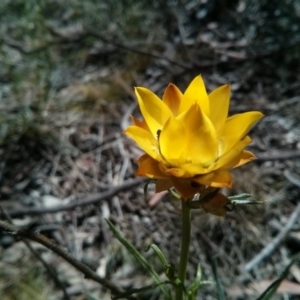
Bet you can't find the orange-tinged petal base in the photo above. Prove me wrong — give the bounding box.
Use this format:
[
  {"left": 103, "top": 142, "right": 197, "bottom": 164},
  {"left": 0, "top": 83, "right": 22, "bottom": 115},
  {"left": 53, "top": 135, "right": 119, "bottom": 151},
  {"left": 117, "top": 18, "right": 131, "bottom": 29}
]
[
  {"left": 171, "top": 178, "right": 205, "bottom": 200},
  {"left": 136, "top": 154, "right": 168, "bottom": 179},
  {"left": 201, "top": 193, "right": 228, "bottom": 216},
  {"left": 194, "top": 169, "right": 232, "bottom": 188},
  {"left": 156, "top": 179, "right": 173, "bottom": 193},
  {"left": 162, "top": 83, "right": 182, "bottom": 116},
  {"left": 130, "top": 115, "right": 150, "bottom": 132}
]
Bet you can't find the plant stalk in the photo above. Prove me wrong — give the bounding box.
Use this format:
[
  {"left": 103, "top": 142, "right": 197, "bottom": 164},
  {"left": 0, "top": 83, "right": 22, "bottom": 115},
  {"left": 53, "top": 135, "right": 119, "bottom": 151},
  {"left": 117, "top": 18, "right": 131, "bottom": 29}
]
[{"left": 176, "top": 199, "right": 191, "bottom": 300}]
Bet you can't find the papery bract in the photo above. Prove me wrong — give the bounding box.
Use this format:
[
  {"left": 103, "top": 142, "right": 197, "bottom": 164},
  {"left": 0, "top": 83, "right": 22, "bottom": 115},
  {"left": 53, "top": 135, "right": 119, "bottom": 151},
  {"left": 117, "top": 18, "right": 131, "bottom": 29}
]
[{"left": 125, "top": 76, "right": 263, "bottom": 200}]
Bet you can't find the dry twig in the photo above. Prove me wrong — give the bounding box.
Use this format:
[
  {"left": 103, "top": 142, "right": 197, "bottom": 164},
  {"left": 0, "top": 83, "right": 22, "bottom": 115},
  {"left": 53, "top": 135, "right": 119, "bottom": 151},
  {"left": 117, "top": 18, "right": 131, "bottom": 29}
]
[
  {"left": 256, "top": 150, "right": 300, "bottom": 161},
  {"left": 284, "top": 170, "right": 300, "bottom": 188},
  {"left": 243, "top": 203, "right": 300, "bottom": 272},
  {"left": 0, "top": 207, "right": 70, "bottom": 299},
  {"left": 0, "top": 219, "right": 136, "bottom": 299},
  {"left": 4, "top": 177, "right": 145, "bottom": 218}
]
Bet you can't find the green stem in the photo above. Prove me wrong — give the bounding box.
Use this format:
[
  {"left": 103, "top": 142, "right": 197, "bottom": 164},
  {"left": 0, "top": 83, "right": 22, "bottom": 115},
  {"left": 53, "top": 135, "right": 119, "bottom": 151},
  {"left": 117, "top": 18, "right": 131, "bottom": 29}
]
[{"left": 176, "top": 199, "right": 191, "bottom": 300}]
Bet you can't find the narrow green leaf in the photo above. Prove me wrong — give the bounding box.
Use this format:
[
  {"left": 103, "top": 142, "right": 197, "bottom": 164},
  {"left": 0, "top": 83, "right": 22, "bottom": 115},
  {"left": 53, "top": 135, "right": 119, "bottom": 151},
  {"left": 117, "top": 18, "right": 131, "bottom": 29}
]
[
  {"left": 187, "top": 264, "right": 202, "bottom": 299},
  {"left": 168, "top": 187, "right": 181, "bottom": 199},
  {"left": 228, "top": 193, "right": 252, "bottom": 200},
  {"left": 187, "top": 264, "right": 215, "bottom": 300},
  {"left": 148, "top": 244, "right": 169, "bottom": 267},
  {"left": 256, "top": 253, "right": 300, "bottom": 300},
  {"left": 147, "top": 244, "right": 176, "bottom": 281},
  {"left": 211, "top": 256, "right": 225, "bottom": 300},
  {"left": 230, "top": 199, "right": 264, "bottom": 205},
  {"left": 105, "top": 219, "right": 171, "bottom": 299}
]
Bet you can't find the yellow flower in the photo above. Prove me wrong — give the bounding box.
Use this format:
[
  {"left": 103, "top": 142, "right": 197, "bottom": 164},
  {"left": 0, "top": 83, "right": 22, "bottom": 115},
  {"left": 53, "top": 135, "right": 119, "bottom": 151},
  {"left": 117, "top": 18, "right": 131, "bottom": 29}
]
[{"left": 124, "top": 76, "right": 263, "bottom": 200}]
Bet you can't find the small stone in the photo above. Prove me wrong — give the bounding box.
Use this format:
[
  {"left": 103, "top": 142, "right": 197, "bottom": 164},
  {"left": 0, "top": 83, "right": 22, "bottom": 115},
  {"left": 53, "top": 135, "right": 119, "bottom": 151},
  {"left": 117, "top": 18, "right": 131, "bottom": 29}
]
[{"left": 0, "top": 234, "right": 15, "bottom": 248}]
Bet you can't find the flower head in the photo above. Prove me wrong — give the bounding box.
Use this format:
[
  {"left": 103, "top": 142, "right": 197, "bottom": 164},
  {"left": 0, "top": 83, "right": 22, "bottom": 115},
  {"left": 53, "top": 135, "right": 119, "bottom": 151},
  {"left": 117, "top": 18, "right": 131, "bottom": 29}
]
[{"left": 124, "top": 76, "right": 263, "bottom": 200}]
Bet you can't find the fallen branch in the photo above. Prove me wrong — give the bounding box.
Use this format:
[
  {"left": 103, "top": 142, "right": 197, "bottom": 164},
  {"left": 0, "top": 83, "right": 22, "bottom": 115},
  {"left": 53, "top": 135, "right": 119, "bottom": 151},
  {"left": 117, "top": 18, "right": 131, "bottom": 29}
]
[
  {"left": 0, "top": 219, "right": 136, "bottom": 299},
  {"left": 243, "top": 203, "right": 300, "bottom": 272},
  {"left": 4, "top": 177, "right": 145, "bottom": 218},
  {"left": 284, "top": 170, "right": 300, "bottom": 188},
  {"left": 256, "top": 150, "right": 300, "bottom": 161},
  {"left": 0, "top": 207, "right": 70, "bottom": 300}
]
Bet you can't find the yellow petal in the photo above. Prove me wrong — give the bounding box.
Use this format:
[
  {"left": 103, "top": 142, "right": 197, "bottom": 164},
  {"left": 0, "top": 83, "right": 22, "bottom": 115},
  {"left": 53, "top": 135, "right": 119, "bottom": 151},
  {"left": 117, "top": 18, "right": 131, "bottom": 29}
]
[
  {"left": 179, "top": 163, "right": 207, "bottom": 176},
  {"left": 208, "top": 84, "right": 230, "bottom": 133},
  {"left": 136, "top": 154, "right": 169, "bottom": 178},
  {"left": 162, "top": 84, "right": 183, "bottom": 116},
  {"left": 159, "top": 116, "right": 186, "bottom": 166},
  {"left": 179, "top": 104, "right": 218, "bottom": 167},
  {"left": 180, "top": 75, "right": 209, "bottom": 116},
  {"left": 135, "top": 87, "right": 172, "bottom": 137},
  {"left": 194, "top": 169, "right": 232, "bottom": 188},
  {"left": 223, "top": 150, "right": 256, "bottom": 169},
  {"left": 124, "top": 126, "right": 160, "bottom": 160},
  {"left": 215, "top": 136, "right": 252, "bottom": 169},
  {"left": 164, "top": 167, "right": 190, "bottom": 178},
  {"left": 220, "top": 111, "right": 264, "bottom": 154},
  {"left": 159, "top": 161, "right": 191, "bottom": 177}
]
